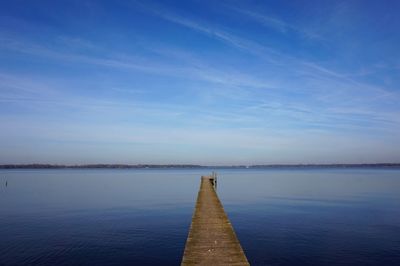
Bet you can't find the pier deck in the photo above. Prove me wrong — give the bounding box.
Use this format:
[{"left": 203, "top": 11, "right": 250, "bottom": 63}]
[{"left": 181, "top": 176, "right": 249, "bottom": 266}]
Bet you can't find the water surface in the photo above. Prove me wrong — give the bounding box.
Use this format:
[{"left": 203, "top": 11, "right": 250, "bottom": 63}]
[{"left": 1, "top": 168, "right": 399, "bottom": 265}]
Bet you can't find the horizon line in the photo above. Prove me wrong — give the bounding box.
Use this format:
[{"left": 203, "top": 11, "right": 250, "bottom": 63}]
[{"left": 1, "top": 163, "right": 400, "bottom": 169}]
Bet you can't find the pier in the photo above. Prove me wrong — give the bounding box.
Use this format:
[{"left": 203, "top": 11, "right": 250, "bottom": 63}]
[{"left": 181, "top": 174, "right": 249, "bottom": 265}]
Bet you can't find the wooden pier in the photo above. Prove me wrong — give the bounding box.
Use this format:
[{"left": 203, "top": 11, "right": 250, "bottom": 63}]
[{"left": 181, "top": 174, "right": 249, "bottom": 266}]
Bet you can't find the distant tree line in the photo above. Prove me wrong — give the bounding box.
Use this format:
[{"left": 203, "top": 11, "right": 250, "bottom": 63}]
[{"left": 0, "top": 163, "right": 399, "bottom": 169}]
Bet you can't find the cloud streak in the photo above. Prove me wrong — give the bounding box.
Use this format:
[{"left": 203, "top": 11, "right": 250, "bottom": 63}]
[{"left": 227, "top": 6, "right": 322, "bottom": 40}]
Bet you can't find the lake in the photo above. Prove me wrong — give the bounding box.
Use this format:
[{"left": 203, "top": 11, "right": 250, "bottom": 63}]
[{"left": 1, "top": 168, "right": 399, "bottom": 265}]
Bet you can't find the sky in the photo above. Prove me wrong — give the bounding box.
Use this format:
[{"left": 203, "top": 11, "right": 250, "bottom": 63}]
[{"left": 0, "top": 0, "right": 399, "bottom": 165}]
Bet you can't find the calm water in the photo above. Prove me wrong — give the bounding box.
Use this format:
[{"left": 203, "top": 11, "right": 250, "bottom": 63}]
[{"left": 1, "top": 168, "right": 400, "bottom": 265}]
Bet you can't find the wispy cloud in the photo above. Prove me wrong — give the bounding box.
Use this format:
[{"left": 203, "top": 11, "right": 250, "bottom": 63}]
[
  {"left": 132, "top": 2, "right": 282, "bottom": 62},
  {"left": 227, "top": 6, "right": 321, "bottom": 40},
  {"left": 133, "top": 1, "right": 397, "bottom": 103},
  {"left": 0, "top": 34, "right": 276, "bottom": 91},
  {"left": 2, "top": 33, "right": 398, "bottom": 133}
]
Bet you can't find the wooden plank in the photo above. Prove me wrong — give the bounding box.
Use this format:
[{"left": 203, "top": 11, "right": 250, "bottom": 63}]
[{"left": 181, "top": 176, "right": 250, "bottom": 266}]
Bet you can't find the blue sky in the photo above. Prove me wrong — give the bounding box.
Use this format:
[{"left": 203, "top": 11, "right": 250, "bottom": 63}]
[{"left": 0, "top": 0, "right": 399, "bottom": 165}]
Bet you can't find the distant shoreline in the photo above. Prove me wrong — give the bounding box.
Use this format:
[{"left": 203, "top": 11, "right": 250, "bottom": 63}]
[{"left": 1, "top": 163, "right": 400, "bottom": 169}]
